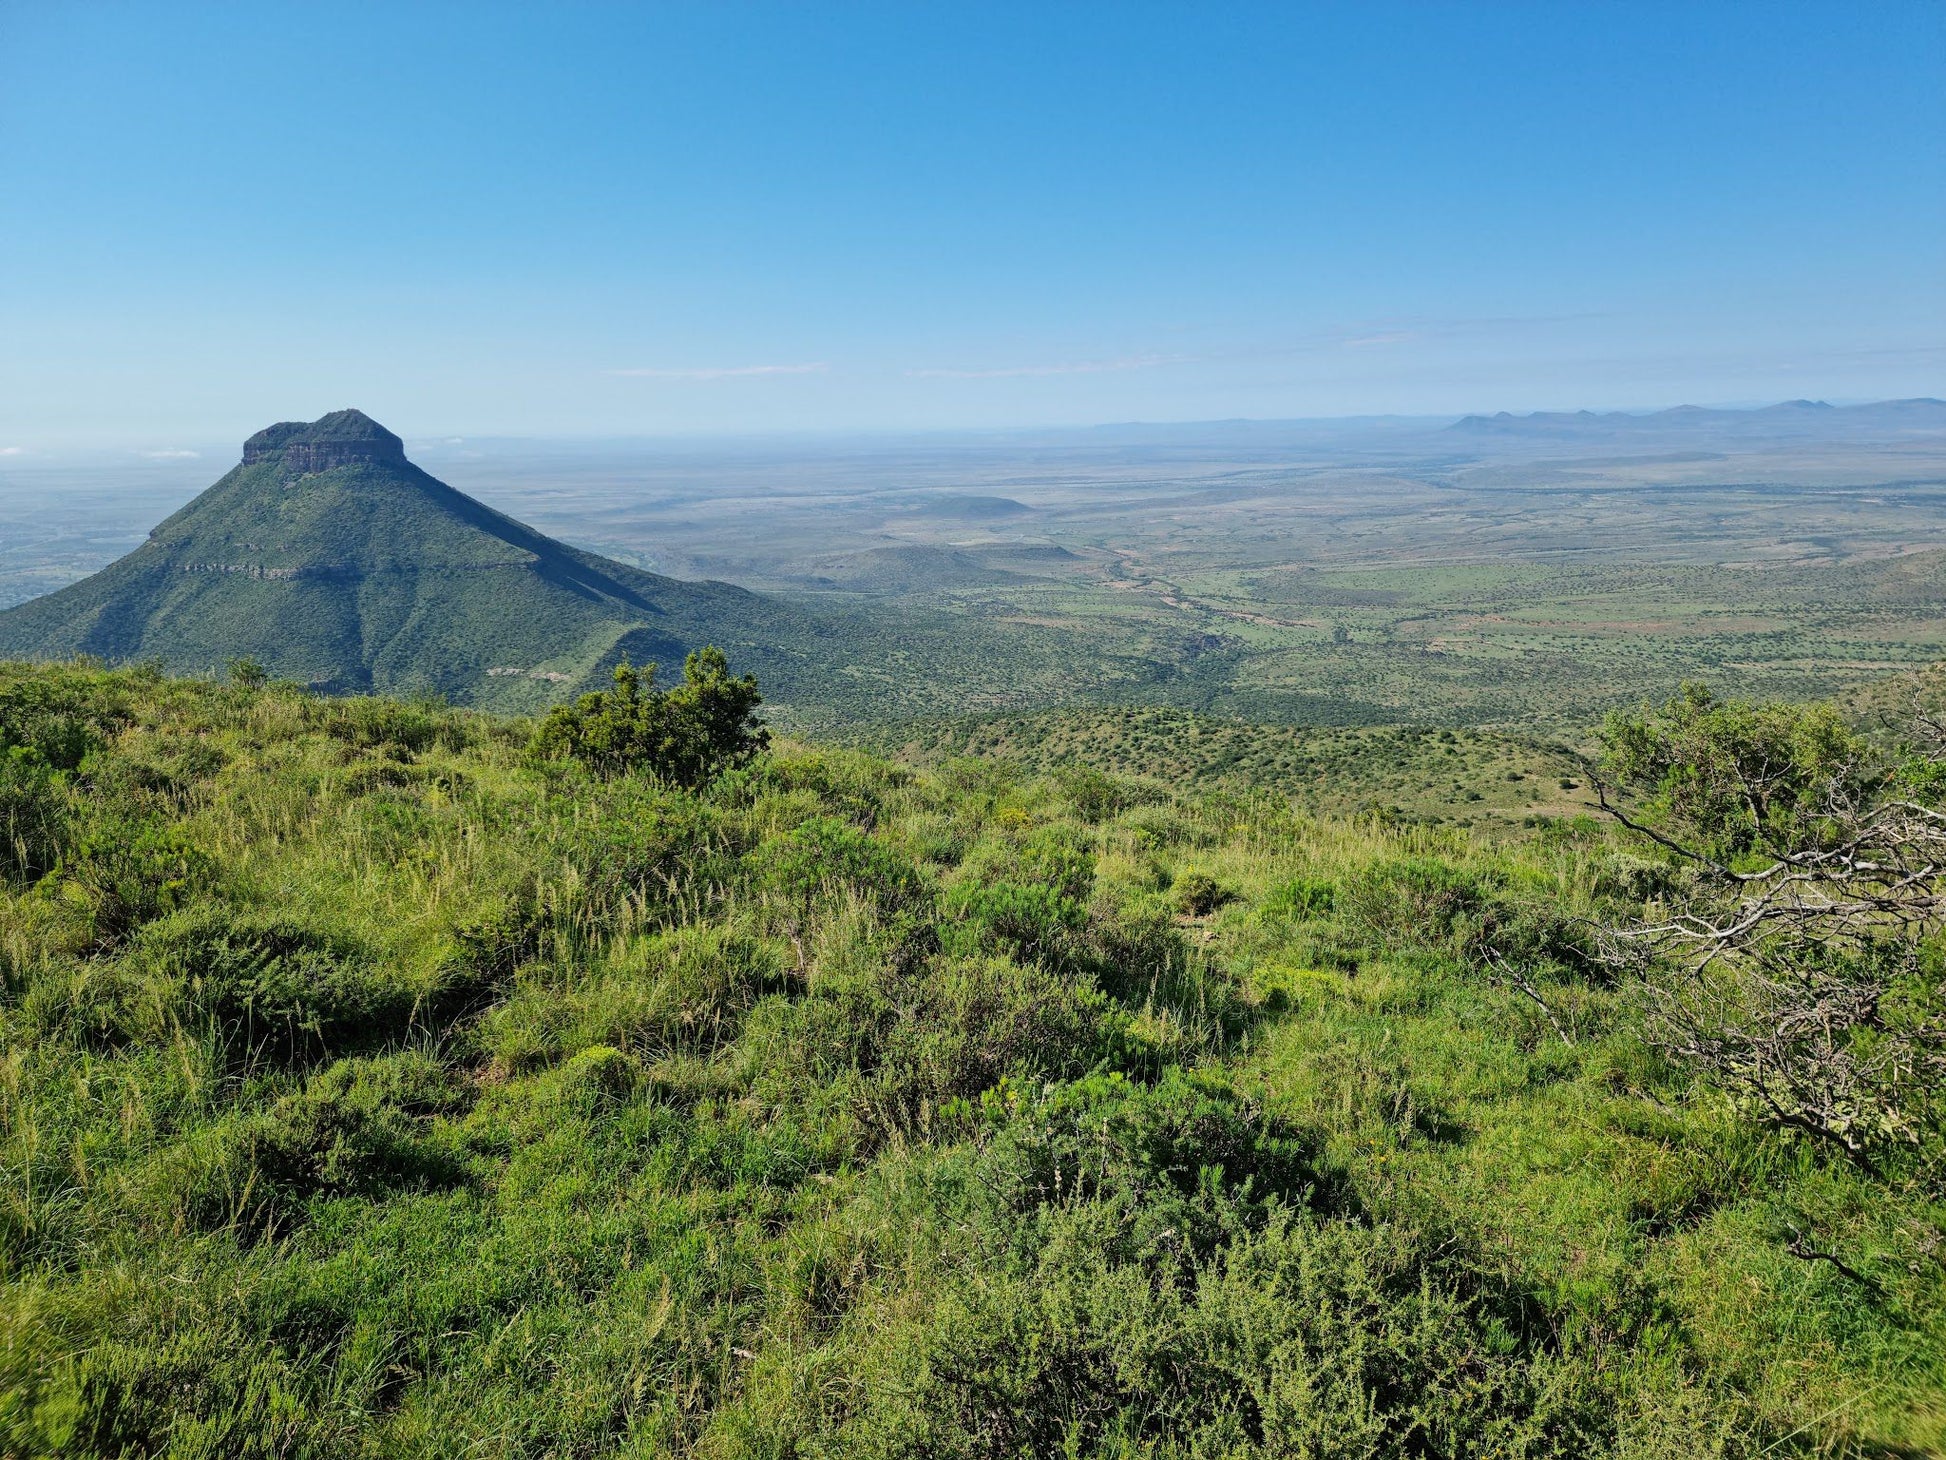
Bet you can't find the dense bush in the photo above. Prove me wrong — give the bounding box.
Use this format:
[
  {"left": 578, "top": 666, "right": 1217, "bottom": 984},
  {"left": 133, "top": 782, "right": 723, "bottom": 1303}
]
[
  {"left": 1599, "top": 682, "right": 1946, "bottom": 1181},
  {"left": 136, "top": 909, "right": 408, "bottom": 1067},
  {"left": 530, "top": 646, "right": 767, "bottom": 784},
  {"left": 1171, "top": 869, "right": 1235, "bottom": 916}
]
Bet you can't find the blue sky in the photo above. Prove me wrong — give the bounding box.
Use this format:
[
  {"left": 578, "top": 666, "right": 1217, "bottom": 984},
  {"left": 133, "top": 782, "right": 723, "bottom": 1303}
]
[{"left": 1, "top": 1, "right": 1941, "bottom": 447}]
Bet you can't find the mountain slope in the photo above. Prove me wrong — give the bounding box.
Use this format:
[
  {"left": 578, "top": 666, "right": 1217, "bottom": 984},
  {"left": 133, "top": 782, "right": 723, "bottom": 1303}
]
[{"left": 0, "top": 410, "right": 802, "bottom": 709}]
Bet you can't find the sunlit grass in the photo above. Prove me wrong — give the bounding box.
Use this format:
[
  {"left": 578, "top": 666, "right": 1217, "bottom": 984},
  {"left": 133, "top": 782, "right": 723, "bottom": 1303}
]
[{"left": 0, "top": 660, "right": 1938, "bottom": 1456}]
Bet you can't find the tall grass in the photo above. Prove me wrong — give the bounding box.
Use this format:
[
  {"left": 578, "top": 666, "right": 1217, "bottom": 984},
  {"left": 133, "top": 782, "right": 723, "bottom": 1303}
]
[{"left": 0, "top": 661, "right": 1938, "bottom": 1457}]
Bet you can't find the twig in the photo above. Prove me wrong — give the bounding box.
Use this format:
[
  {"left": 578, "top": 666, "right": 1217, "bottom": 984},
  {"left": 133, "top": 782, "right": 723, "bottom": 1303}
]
[
  {"left": 1480, "top": 946, "right": 1574, "bottom": 1046},
  {"left": 1784, "top": 1227, "right": 1879, "bottom": 1291}
]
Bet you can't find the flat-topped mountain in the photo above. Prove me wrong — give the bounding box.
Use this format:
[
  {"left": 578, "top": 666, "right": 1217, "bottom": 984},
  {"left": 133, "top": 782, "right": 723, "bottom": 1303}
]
[
  {"left": 0, "top": 410, "right": 799, "bottom": 708},
  {"left": 241, "top": 408, "right": 410, "bottom": 471}
]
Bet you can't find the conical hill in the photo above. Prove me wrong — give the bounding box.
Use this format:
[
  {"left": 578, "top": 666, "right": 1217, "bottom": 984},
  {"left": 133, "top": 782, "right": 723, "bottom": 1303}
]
[{"left": 0, "top": 410, "right": 795, "bottom": 708}]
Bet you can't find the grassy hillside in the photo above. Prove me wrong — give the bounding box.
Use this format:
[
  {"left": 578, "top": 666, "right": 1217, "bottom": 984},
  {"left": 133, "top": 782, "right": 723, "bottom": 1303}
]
[
  {"left": 858, "top": 707, "right": 1593, "bottom": 833},
  {"left": 1, "top": 662, "right": 1940, "bottom": 1457}
]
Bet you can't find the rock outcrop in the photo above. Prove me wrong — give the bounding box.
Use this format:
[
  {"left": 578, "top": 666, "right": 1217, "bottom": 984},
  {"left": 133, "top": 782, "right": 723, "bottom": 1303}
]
[{"left": 242, "top": 408, "right": 407, "bottom": 472}]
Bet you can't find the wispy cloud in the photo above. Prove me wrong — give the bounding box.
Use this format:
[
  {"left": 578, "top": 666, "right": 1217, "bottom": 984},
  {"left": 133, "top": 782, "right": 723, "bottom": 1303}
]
[
  {"left": 136, "top": 449, "right": 200, "bottom": 460},
  {"left": 0, "top": 446, "right": 22, "bottom": 457},
  {"left": 1341, "top": 331, "right": 1416, "bottom": 349},
  {"left": 907, "top": 353, "right": 1186, "bottom": 380},
  {"left": 608, "top": 362, "right": 829, "bottom": 380}
]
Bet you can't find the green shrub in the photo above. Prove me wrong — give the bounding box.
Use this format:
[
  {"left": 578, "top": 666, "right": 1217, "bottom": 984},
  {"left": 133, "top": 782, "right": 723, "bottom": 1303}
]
[
  {"left": 850, "top": 1205, "right": 1612, "bottom": 1459},
  {"left": 1260, "top": 874, "right": 1335, "bottom": 921},
  {"left": 126, "top": 1054, "right": 464, "bottom": 1234},
  {"left": 967, "top": 1071, "right": 1314, "bottom": 1245},
  {"left": 1171, "top": 870, "right": 1235, "bottom": 917},
  {"left": 1057, "top": 766, "right": 1140, "bottom": 822},
  {"left": 59, "top": 816, "right": 216, "bottom": 943},
  {"left": 942, "top": 880, "right": 1086, "bottom": 962},
  {"left": 315, "top": 693, "right": 469, "bottom": 754},
  {"left": 1600, "top": 682, "right": 1867, "bottom": 859},
  {"left": 0, "top": 674, "right": 116, "bottom": 770},
  {"left": 529, "top": 647, "right": 766, "bottom": 785},
  {"left": 0, "top": 747, "right": 67, "bottom": 885},
  {"left": 1341, "top": 856, "right": 1487, "bottom": 951},
  {"left": 754, "top": 815, "right": 927, "bottom": 923},
  {"left": 1121, "top": 803, "right": 1206, "bottom": 848},
  {"left": 870, "top": 956, "right": 1116, "bottom": 1126},
  {"left": 719, "top": 748, "right": 907, "bottom": 826},
  {"left": 481, "top": 926, "right": 786, "bottom": 1069},
  {"left": 136, "top": 908, "right": 411, "bottom": 1065},
  {"left": 564, "top": 777, "right": 732, "bottom": 922}
]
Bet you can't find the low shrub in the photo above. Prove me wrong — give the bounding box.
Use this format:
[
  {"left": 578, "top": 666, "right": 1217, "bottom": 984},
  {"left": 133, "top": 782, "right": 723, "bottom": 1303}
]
[
  {"left": 1340, "top": 856, "right": 1488, "bottom": 951},
  {"left": 0, "top": 747, "right": 67, "bottom": 885},
  {"left": 125, "top": 1053, "right": 464, "bottom": 1235},
  {"left": 1260, "top": 874, "right": 1335, "bottom": 921},
  {"left": 1171, "top": 870, "right": 1235, "bottom": 917},
  {"left": 480, "top": 925, "right": 787, "bottom": 1069},
  {"left": 942, "top": 879, "right": 1086, "bottom": 962},
  {"left": 136, "top": 908, "right": 411, "bottom": 1066},
  {"left": 58, "top": 816, "right": 217, "bottom": 944},
  {"left": 753, "top": 815, "right": 927, "bottom": 925}
]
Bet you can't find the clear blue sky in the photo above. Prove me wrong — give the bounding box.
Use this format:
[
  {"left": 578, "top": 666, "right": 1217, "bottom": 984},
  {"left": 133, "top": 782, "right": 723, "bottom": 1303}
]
[{"left": 2, "top": 1, "right": 1941, "bottom": 448}]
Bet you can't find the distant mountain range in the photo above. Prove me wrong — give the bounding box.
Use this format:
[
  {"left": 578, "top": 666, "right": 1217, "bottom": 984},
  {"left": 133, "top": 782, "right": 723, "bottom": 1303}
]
[
  {"left": 1448, "top": 397, "right": 1946, "bottom": 442},
  {"left": 0, "top": 410, "right": 809, "bottom": 709}
]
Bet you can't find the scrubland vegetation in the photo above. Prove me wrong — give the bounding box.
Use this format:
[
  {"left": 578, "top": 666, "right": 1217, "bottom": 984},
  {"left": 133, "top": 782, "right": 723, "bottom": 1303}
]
[
  {"left": 868, "top": 709, "right": 1587, "bottom": 832},
  {"left": 2, "top": 660, "right": 1941, "bottom": 1457}
]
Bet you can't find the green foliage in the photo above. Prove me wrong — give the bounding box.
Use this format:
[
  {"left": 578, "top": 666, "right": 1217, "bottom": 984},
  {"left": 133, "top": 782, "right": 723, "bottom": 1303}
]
[
  {"left": 134, "top": 908, "right": 411, "bottom": 1067},
  {"left": 1598, "top": 681, "right": 1946, "bottom": 1186},
  {"left": 0, "top": 747, "right": 66, "bottom": 885},
  {"left": 1171, "top": 869, "right": 1235, "bottom": 916},
  {"left": 60, "top": 814, "right": 215, "bottom": 944},
  {"left": 530, "top": 647, "right": 767, "bottom": 784},
  {"left": 753, "top": 814, "right": 926, "bottom": 919},
  {"left": 225, "top": 656, "right": 266, "bottom": 689},
  {"left": 942, "top": 878, "right": 1086, "bottom": 962},
  {"left": 1341, "top": 855, "right": 1489, "bottom": 950},
  {"left": 1261, "top": 873, "right": 1335, "bottom": 920},
  {"left": 480, "top": 926, "right": 785, "bottom": 1070},
  {"left": 0, "top": 663, "right": 1937, "bottom": 1457},
  {"left": 1600, "top": 682, "right": 1869, "bottom": 858}
]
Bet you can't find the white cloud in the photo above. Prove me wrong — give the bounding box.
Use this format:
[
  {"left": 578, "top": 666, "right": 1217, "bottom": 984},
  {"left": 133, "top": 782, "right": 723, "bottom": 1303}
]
[
  {"left": 136, "top": 449, "right": 200, "bottom": 460},
  {"left": 907, "top": 353, "right": 1186, "bottom": 380},
  {"left": 0, "top": 446, "right": 22, "bottom": 457},
  {"left": 609, "top": 362, "right": 830, "bottom": 380}
]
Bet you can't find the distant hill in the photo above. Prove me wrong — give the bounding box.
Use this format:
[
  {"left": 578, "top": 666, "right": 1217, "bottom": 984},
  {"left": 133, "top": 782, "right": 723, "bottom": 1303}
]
[
  {"left": 1448, "top": 397, "right": 1946, "bottom": 443},
  {"left": 911, "top": 493, "right": 1032, "bottom": 520},
  {"left": 0, "top": 410, "right": 804, "bottom": 709}
]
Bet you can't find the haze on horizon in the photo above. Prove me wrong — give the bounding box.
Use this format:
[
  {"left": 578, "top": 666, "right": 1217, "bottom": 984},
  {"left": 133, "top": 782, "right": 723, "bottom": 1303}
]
[{"left": 1, "top": 1, "right": 1941, "bottom": 451}]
